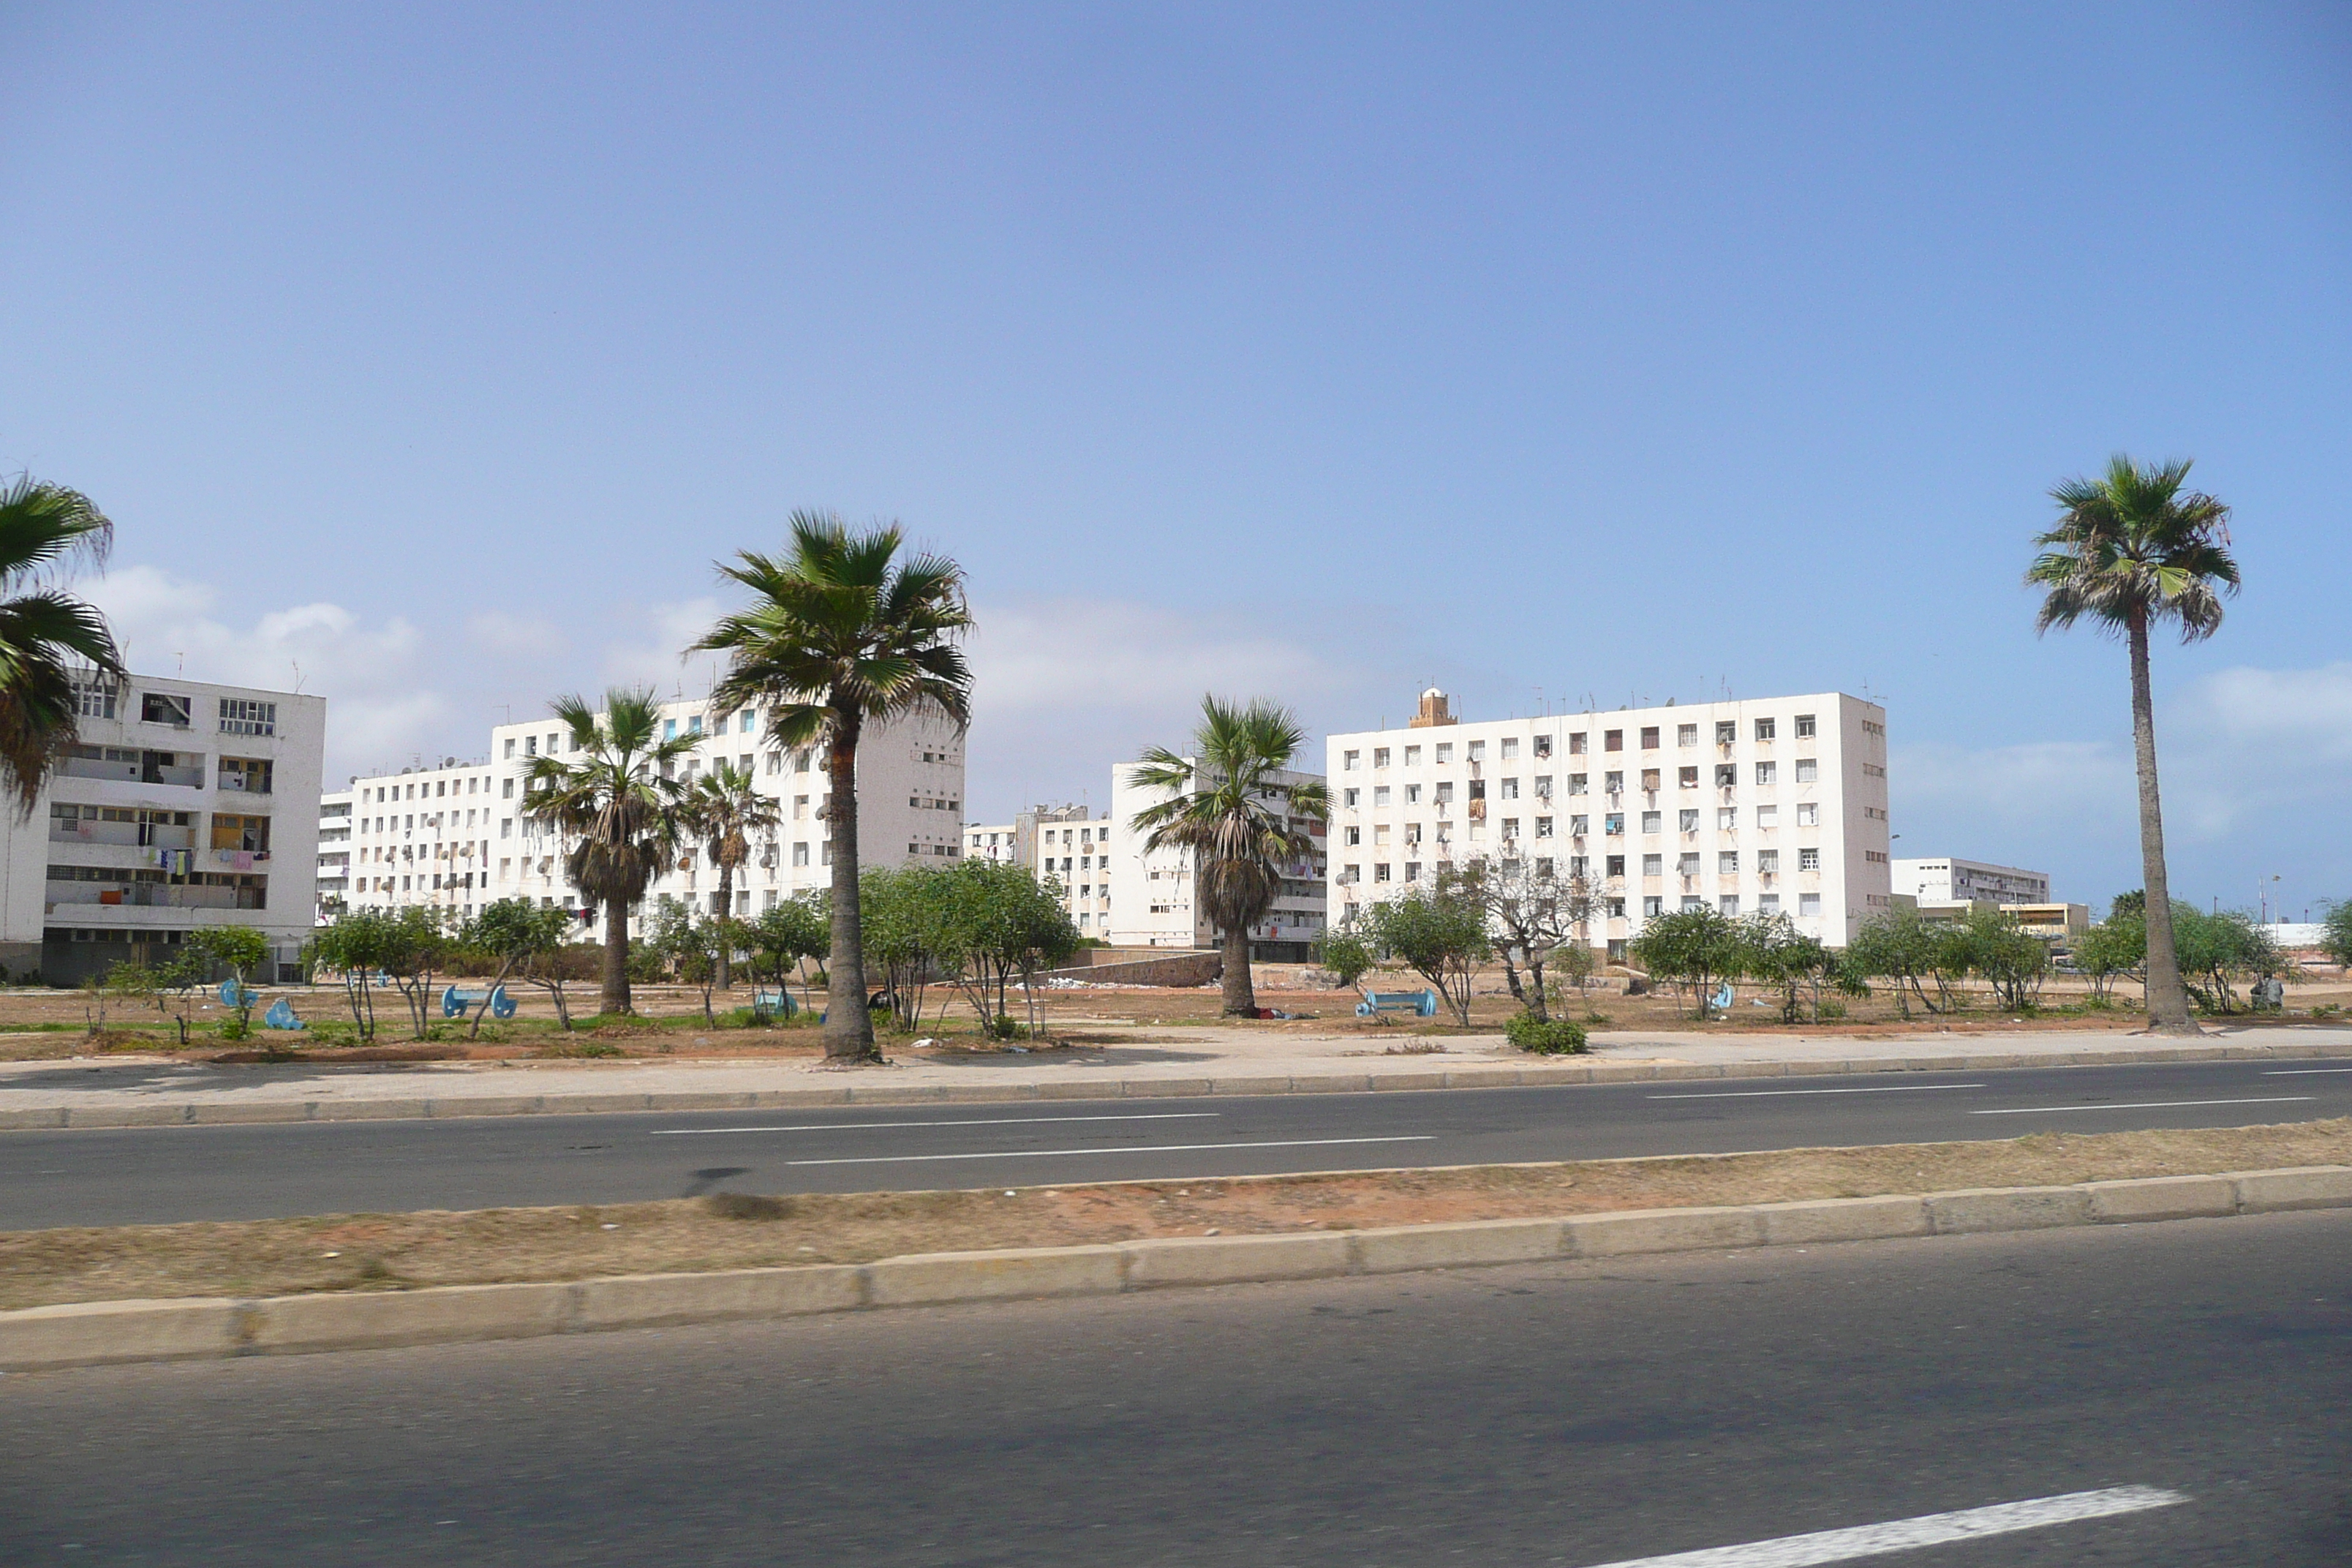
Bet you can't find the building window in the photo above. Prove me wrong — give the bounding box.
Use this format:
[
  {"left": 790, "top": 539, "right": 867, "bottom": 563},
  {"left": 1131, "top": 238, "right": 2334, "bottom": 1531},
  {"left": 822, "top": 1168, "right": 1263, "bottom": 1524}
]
[
  {"left": 1717, "top": 807, "right": 1737, "bottom": 829},
  {"left": 1642, "top": 853, "right": 1662, "bottom": 875},
  {"left": 1677, "top": 766, "right": 1697, "bottom": 789},
  {"left": 1715, "top": 764, "right": 1736, "bottom": 787},
  {"left": 1605, "top": 771, "right": 1624, "bottom": 794},
  {"left": 1373, "top": 786, "right": 1392, "bottom": 807},
  {"left": 1568, "top": 733, "right": 1587, "bottom": 755},
  {"left": 1343, "top": 826, "right": 1360, "bottom": 845},
  {"left": 1603, "top": 813, "right": 1624, "bottom": 835},
  {"left": 1568, "top": 773, "right": 1588, "bottom": 795},
  {"left": 217, "top": 757, "right": 274, "bottom": 794},
  {"left": 1677, "top": 724, "right": 1697, "bottom": 747},
  {"left": 1719, "top": 851, "right": 1738, "bottom": 874},
  {"left": 1434, "top": 742, "right": 1454, "bottom": 764},
  {"left": 1757, "top": 804, "right": 1778, "bottom": 827},
  {"left": 1799, "top": 848, "right": 1820, "bottom": 872},
  {"left": 1719, "top": 896, "right": 1740, "bottom": 916},
  {"left": 1343, "top": 788, "right": 1360, "bottom": 807},
  {"left": 1640, "top": 810, "right": 1661, "bottom": 834},
  {"left": 1499, "top": 738, "right": 1518, "bottom": 760},
  {"left": 1754, "top": 761, "right": 1776, "bottom": 785},
  {"left": 1757, "top": 850, "right": 1780, "bottom": 873},
  {"left": 1795, "top": 758, "right": 1819, "bottom": 783},
  {"left": 1715, "top": 720, "right": 1736, "bottom": 745},
  {"left": 1605, "top": 855, "right": 1625, "bottom": 878},
  {"left": 1569, "top": 815, "right": 1588, "bottom": 836},
  {"left": 1799, "top": 892, "right": 1823, "bottom": 916},
  {"left": 1795, "top": 715, "right": 1817, "bottom": 739},
  {"left": 1534, "top": 816, "right": 1553, "bottom": 838},
  {"left": 1343, "top": 750, "right": 1360, "bottom": 770},
  {"left": 1605, "top": 730, "right": 1623, "bottom": 753},
  {"left": 1405, "top": 783, "right": 1421, "bottom": 804},
  {"left": 76, "top": 676, "right": 118, "bottom": 719},
  {"left": 1796, "top": 802, "right": 1820, "bottom": 827},
  {"left": 1643, "top": 895, "right": 1663, "bottom": 917},
  {"left": 141, "top": 693, "right": 192, "bottom": 727},
  {"left": 1466, "top": 740, "right": 1485, "bottom": 761},
  {"left": 1678, "top": 852, "right": 1700, "bottom": 875},
  {"left": 1754, "top": 717, "right": 1776, "bottom": 742},
  {"left": 1682, "top": 896, "right": 1705, "bottom": 912},
  {"left": 1373, "top": 747, "right": 1391, "bottom": 768},
  {"left": 1533, "top": 735, "right": 1552, "bottom": 758},
  {"left": 1679, "top": 810, "right": 1698, "bottom": 832},
  {"left": 1640, "top": 726, "right": 1659, "bottom": 750},
  {"left": 1403, "top": 745, "right": 1421, "bottom": 766},
  {"left": 1758, "top": 894, "right": 1781, "bottom": 914}
]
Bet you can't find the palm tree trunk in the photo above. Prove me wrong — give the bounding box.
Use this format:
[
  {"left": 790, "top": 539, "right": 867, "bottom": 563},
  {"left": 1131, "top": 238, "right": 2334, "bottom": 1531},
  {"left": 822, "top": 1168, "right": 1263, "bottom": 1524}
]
[
  {"left": 1220, "top": 923, "right": 1256, "bottom": 1017},
  {"left": 715, "top": 865, "right": 734, "bottom": 990},
  {"left": 2128, "top": 611, "right": 2198, "bottom": 1033},
  {"left": 823, "top": 715, "right": 875, "bottom": 1060},
  {"left": 601, "top": 897, "right": 630, "bottom": 1016}
]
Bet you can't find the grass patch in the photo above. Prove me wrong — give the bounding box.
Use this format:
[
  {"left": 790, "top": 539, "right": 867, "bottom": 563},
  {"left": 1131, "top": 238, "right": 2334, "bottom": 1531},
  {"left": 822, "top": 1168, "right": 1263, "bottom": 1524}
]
[{"left": 6, "top": 1118, "right": 2348, "bottom": 1311}]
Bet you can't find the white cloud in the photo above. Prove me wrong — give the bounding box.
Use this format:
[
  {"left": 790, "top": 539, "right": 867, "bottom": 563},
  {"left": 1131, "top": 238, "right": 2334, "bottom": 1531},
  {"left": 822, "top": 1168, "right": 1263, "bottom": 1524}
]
[
  {"left": 599, "top": 597, "right": 728, "bottom": 698},
  {"left": 466, "top": 611, "right": 570, "bottom": 660},
  {"left": 83, "top": 564, "right": 446, "bottom": 779}
]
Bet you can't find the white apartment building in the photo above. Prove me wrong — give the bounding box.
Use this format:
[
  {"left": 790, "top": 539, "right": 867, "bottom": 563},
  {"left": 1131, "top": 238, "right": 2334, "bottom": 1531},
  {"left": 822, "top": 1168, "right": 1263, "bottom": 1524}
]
[
  {"left": 963, "top": 804, "right": 1117, "bottom": 934},
  {"left": 1325, "top": 688, "right": 1891, "bottom": 957},
  {"left": 12, "top": 671, "right": 325, "bottom": 984},
  {"left": 1891, "top": 857, "right": 2050, "bottom": 908},
  {"left": 1106, "top": 760, "right": 1327, "bottom": 961},
  {"left": 331, "top": 695, "right": 965, "bottom": 935}
]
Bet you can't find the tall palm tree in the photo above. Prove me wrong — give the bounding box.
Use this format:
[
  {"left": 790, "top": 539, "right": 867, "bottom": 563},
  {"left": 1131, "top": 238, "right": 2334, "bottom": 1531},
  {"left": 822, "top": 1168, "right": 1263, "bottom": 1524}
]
[
  {"left": 678, "top": 758, "right": 783, "bottom": 989},
  {"left": 692, "top": 513, "right": 972, "bottom": 1063},
  {"left": 520, "top": 688, "right": 699, "bottom": 1015},
  {"left": 2028, "top": 454, "right": 2239, "bottom": 1036},
  {"left": 0, "top": 477, "right": 124, "bottom": 813},
  {"left": 1129, "top": 696, "right": 1331, "bottom": 1017}
]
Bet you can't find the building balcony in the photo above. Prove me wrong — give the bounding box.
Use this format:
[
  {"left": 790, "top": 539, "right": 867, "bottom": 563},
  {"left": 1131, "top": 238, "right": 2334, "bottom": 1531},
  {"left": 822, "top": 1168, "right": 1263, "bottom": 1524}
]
[
  {"left": 50, "top": 821, "right": 200, "bottom": 851},
  {"left": 47, "top": 881, "right": 265, "bottom": 911}
]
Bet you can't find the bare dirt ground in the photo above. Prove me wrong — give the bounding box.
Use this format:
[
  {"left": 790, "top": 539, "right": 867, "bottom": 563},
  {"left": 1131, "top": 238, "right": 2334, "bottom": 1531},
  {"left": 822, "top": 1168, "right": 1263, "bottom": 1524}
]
[
  {"left": 11, "top": 962, "right": 2346, "bottom": 1064},
  {"left": 7, "top": 1118, "right": 2345, "bottom": 1311}
]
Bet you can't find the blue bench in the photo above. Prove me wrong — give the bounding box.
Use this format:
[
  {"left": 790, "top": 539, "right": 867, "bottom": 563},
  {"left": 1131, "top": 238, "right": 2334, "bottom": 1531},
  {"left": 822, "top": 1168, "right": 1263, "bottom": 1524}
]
[
  {"left": 218, "top": 980, "right": 257, "bottom": 1009},
  {"left": 751, "top": 988, "right": 799, "bottom": 1020},
  {"left": 441, "top": 983, "right": 518, "bottom": 1020},
  {"left": 263, "top": 998, "right": 305, "bottom": 1031},
  {"left": 1356, "top": 990, "right": 1438, "bottom": 1019}
]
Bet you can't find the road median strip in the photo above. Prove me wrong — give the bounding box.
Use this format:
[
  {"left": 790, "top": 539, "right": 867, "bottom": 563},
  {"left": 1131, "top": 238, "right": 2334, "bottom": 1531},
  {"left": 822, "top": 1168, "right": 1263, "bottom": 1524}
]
[
  {"left": 7, "top": 1036, "right": 2352, "bottom": 1129},
  {"left": 4, "top": 1160, "right": 2348, "bottom": 1371}
]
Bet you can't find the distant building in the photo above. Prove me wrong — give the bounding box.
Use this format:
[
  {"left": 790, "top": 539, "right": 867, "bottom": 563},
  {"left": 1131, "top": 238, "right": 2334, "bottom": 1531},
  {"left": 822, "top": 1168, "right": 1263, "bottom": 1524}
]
[
  {"left": 328, "top": 695, "right": 962, "bottom": 933},
  {"left": 1107, "top": 761, "right": 1327, "bottom": 960},
  {"left": 22, "top": 669, "right": 325, "bottom": 984},
  {"left": 1891, "top": 857, "right": 2050, "bottom": 907},
  {"left": 1325, "top": 688, "right": 1892, "bottom": 956}
]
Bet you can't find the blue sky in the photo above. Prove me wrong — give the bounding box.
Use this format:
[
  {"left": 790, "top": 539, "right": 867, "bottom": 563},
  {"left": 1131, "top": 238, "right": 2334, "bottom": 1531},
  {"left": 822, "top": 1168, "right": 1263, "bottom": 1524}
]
[{"left": 3, "top": 3, "right": 2347, "bottom": 918}]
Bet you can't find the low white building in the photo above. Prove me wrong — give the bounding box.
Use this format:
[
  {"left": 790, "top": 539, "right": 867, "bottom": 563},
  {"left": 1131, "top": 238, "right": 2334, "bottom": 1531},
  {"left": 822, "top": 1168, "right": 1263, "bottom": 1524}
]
[
  {"left": 331, "top": 695, "right": 965, "bottom": 936},
  {"left": 962, "top": 804, "right": 1118, "bottom": 934},
  {"left": 1105, "top": 760, "right": 1327, "bottom": 961},
  {"left": 1324, "top": 687, "right": 1892, "bottom": 957},
  {"left": 1891, "top": 857, "right": 2050, "bottom": 907},
  {"left": 12, "top": 670, "right": 325, "bottom": 984}
]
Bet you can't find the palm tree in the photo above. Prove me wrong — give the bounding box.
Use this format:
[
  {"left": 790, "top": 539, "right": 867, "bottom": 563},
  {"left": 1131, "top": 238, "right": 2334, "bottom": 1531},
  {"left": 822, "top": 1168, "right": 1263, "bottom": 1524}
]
[
  {"left": 0, "top": 477, "right": 124, "bottom": 813},
  {"left": 692, "top": 513, "right": 972, "bottom": 1063},
  {"left": 1129, "top": 696, "right": 1331, "bottom": 1017},
  {"left": 678, "top": 759, "right": 782, "bottom": 989},
  {"left": 2028, "top": 454, "right": 2239, "bottom": 1036},
  {"left": 520, "top": 688, "right": 699, "bottom": 1015}
]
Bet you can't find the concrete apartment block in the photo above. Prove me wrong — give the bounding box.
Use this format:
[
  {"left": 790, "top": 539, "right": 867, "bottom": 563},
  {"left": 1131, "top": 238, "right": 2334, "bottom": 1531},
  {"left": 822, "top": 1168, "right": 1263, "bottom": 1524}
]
[
  {"left": 13, "top": 670, "right": 325, "bottom": 984},
  {"left": 1324, "top": 687, "right": 1892, "bottom": 957},
  {"left": 326, "top": 694, "right": 963, "bottom": 935}
]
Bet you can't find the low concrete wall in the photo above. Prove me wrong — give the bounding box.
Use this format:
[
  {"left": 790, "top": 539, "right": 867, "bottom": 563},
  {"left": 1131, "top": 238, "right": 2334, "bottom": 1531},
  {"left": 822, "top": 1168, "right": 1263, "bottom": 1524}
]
[{"left": 1041, "top": 951, "right": 1222, "bottom": 987}]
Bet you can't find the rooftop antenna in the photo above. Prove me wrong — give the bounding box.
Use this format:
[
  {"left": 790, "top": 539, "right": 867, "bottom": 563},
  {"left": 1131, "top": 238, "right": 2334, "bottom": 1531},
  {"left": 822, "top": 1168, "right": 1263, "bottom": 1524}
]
[{"left": 174, "top": 650, "right": 184, "bottom": 675}]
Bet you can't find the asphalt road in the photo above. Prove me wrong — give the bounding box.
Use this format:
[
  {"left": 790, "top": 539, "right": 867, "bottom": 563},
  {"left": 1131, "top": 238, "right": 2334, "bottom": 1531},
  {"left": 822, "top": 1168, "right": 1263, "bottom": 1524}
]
[
  {"left": 4, "top": 1057, "right": 2350, "bottom": 1227},
  {"left": 6, "top": 1208, "right": 2349, "bottom": 1565}
]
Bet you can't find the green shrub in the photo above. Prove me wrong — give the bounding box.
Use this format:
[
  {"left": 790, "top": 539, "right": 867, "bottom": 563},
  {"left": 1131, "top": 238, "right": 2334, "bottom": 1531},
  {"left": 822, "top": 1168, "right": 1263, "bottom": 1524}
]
[{"left": 1505, "top": 1012, "right": 1588, "bottom": 1054}]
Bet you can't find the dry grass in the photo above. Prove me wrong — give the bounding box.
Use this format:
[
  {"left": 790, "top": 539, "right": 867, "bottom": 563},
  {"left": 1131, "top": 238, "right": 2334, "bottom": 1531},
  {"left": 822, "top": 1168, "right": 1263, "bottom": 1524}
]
[{"left": 6, "top": 1118, "right": 2348, "bottom": 1311}]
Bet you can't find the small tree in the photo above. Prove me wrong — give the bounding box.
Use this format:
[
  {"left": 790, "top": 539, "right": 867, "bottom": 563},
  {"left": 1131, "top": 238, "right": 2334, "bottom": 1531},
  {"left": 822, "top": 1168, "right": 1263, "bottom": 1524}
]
[
  {"left": 2172, "top": 908, "right": 2279, "bottom": 1015},
  {"left": 2321, "top": 900, "right": 2352, "bottom": 970},
  {"left": 376, "top": 906, "right": 452, "bottom": 1039},
  {"left": 2073, "top": 913, "right": 2144, "bottom": 1003},
  {"left": 1360, "top": 870, "right": 1489, "bottom": 1025},
  {"left": 858, "top": 865, "right": 949, "bottom": 1033},
  {"left": 188, "top": 924, "right": 271, "bottom": 1038},
  {"left": 1313, "top": 930, "right": 1375, "bottom": 991},
  {"left": 932, "top": 858, "right": 1074, "bottom": 1037},
  {"left": 456, "top": 899, "right": 572, "bottom": 1038},
  {"left": 1630, "top": 905, "right": 1744, "bottom": 1020},
  {"left": 1842, "top": 907, "right": 1945, "bottom": 1019},
  {"left": 1734, "top": 913, "right": 1836, "bottom": 1024},
  {"left": 308, "top": 911, "right": 391, "bottom": 1041},
  {"left": 155, "top": 946, "right": 208, "bottom": 1045},
  {"left": 1458, "top": 855, "right": 1599, "bottom": 1023},
  {"left": 747, "top": 894, "right": 829, "bottom": 1017}
]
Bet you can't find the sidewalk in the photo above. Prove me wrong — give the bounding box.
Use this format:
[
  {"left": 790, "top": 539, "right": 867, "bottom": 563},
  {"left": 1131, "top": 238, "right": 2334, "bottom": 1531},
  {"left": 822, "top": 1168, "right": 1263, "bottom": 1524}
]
[{"left": 7, "top": 1019, "right": 2352, "bottom": 1129}]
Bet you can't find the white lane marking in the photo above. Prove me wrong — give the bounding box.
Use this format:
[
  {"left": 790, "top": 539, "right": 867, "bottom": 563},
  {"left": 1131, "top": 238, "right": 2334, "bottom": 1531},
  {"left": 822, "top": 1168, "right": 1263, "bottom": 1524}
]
[
  {"left": 781, "top": 1135, "right": 1435, "bottom": 1167},
  {"left": 1578, "top": 1484, "right": 2186, "bottom": 1567},
  {"left": 1970, "top": 1096, "right": 2313, "bottom": 1116},
  {"left": 2263, "top": 1067, "right": 2352, "bottom": 1076},
  {"left": 1648, "top": 1084, "right": 1983, "bottom": 1101},
  {"left": 650, "top": 1113, "right": 1220, "bottom": 1137}
]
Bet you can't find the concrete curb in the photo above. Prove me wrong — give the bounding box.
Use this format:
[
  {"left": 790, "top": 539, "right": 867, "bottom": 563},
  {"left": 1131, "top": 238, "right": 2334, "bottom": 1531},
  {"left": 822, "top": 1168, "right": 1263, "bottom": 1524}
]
[
  {"left": 7, "top": 1164, "right": 2348, "bottom": 1371},
  {"left": 7, "top": 1038, "right": 2351, "bottom": 1131}
]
